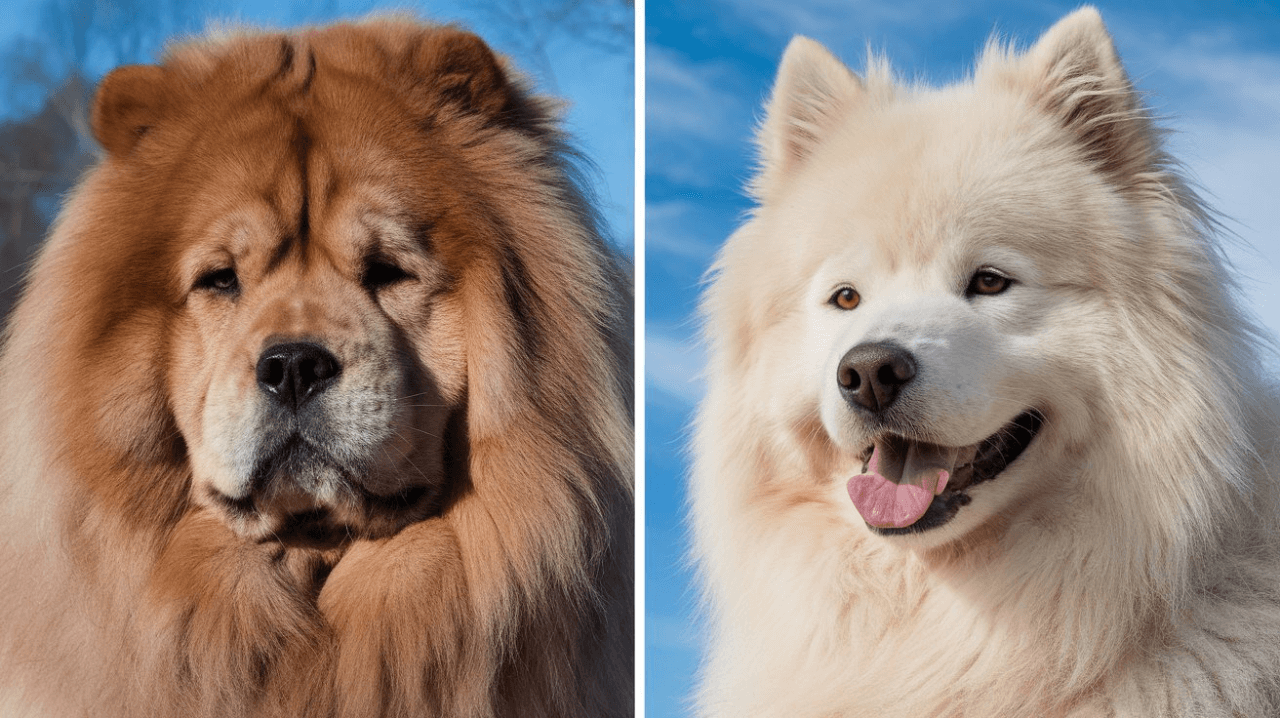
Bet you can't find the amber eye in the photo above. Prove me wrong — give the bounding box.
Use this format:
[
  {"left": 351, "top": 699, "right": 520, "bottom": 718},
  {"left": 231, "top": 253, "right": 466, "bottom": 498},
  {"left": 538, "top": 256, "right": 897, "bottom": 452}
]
[
  {"left": 966, "top": 269, "right": 1012, "bottom": 297},
  {"left": 830, "top": 286, "right": 860, "bottom": 310},
  {"left": 194, "top": 267, "right": 239, "bottom": 295}
]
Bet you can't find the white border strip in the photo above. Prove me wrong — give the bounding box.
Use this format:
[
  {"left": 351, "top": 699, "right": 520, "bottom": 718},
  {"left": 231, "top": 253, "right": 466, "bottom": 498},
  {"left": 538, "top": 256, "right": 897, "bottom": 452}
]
[{"left": 633, "top": 0, "right": 647, "bottom": 715}]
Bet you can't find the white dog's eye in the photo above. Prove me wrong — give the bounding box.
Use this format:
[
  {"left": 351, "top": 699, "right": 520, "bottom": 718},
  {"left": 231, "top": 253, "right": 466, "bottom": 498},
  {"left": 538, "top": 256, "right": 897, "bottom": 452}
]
[
  {"left": 829, "top": 286, "right": 860, "bottom": 310},
  {"left": 966, "top": 269, "right": 1012, "bottom": 297}
]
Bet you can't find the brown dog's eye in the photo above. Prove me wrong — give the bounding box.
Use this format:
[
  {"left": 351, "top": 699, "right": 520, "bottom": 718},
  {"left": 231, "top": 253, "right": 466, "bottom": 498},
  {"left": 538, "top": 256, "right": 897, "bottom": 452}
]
[
  {"left": 830, "top": 286, "right": 860, "bottom": 310},
  {"left": 194, "top": 267, "right": 239, "bottom": 295},
  {"left": 966, "top": 269, "right": 1012, "bottom": 297},
  {"left": 362, "top": 258, "right": 413, "bottom": 291}
]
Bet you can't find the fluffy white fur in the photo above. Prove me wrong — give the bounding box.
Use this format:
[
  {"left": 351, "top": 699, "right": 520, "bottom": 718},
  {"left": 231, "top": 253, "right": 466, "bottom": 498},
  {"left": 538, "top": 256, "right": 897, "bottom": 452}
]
[{"left": 692, "top": 7, "right": 1280, "bottom": 716}]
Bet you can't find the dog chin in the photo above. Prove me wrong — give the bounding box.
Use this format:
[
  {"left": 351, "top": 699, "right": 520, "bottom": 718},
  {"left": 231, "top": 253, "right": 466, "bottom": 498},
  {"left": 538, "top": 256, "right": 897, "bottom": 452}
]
[{"left": 199, "top": 449, "right": 437, "bottom": 547}]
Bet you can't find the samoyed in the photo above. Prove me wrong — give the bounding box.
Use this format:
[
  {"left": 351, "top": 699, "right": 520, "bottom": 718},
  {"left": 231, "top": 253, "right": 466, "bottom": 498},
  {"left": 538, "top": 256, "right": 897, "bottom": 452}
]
[{"left": 691, "top": 7, "right": 1280, "bottom": 716}]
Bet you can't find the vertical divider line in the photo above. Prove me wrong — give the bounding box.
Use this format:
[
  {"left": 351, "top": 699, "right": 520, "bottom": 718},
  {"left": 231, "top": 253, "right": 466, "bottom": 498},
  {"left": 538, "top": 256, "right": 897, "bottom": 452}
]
[{"left": 633, "top": 0, "right": 647, "bottom": 716}]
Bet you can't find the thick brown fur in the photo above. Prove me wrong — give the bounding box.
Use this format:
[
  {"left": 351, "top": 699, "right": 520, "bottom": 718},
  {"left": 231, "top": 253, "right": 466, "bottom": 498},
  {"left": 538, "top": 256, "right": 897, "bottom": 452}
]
[{"left": 0, "top": 17, "right": 632, "bottom": 717}]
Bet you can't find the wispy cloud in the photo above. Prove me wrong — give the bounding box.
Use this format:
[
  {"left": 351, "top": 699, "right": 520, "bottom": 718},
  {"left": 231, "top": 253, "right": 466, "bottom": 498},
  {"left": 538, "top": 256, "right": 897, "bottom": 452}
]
[
  {"left": 646, "top": 44, "right": 761, "bottom": 189},
  {"left": 1164, "top": 49, "right": 1280, "bottom": 125},
  {"left": 646, "top": 199, "right": 724, "bottom": 262},
  {"left": 647, "top": 327, "right": 706, "bottom": 405},
  {"left": 1171, "top": 119, "right": 1280, "bottom": 330},
  {"left": 1120, "top": 26, "right": 1280, "bottom": 130},
  {"left": 647, "top": 45, "right": 750, "bottom": 141},
  {"left": 720, "top": 0, "right": 973, "bottom": 43}
]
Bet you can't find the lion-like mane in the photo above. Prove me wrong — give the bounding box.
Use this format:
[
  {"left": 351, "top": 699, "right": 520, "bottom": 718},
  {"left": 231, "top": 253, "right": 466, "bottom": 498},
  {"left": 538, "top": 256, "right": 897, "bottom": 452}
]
[{"left": 0, "top": 17, "right": 632, "bottom": 717}]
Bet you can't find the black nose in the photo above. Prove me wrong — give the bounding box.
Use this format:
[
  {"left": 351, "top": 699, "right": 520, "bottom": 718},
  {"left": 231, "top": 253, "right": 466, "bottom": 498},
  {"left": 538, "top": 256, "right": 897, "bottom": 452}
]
[
  {"left": 837, "top": 342, "right": 916, "bottom": 413},
  {"left": 256, "top": 342, "right": 341, "bottom": 411}
]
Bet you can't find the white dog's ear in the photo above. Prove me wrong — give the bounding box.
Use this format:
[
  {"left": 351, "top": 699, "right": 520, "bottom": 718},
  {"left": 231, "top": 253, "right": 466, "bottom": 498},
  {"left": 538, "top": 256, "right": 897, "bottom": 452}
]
[
  {"left": 755, "top": 36, "right": 861, "bottom": 198},
  {"left": 1018, "top": 6, "right": 1155, "bottom": 183}
]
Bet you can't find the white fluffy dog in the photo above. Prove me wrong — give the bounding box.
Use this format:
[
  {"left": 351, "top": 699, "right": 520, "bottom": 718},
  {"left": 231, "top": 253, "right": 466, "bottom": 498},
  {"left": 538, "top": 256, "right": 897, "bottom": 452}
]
[{"left": 691, "top": 7, "right": 1280, "bottom": 716}]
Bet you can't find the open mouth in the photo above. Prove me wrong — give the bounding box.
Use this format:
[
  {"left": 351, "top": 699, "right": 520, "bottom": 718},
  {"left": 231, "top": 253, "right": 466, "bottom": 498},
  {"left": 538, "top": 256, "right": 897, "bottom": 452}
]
[{"left": 847, "top": 410, "right": 1044, "bottom": 534}]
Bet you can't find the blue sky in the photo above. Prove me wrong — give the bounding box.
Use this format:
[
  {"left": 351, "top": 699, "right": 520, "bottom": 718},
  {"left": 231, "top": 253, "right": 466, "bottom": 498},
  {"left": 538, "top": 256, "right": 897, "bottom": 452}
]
[
  {"left": 0, "top": 0, "right": 633, "bottom": 250},
  {"left": 645, "top": 1, "right": 1280, "bottom": 716}
]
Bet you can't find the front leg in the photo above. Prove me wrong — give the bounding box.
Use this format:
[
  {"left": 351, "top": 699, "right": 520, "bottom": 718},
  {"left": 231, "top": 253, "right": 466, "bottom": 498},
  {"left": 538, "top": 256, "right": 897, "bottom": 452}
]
[
  {"left": 316, "top": 517, "right": 493, "bottom": 716},
  {"left": 140, "top": 510, "right": 332, "bottom": 715}
]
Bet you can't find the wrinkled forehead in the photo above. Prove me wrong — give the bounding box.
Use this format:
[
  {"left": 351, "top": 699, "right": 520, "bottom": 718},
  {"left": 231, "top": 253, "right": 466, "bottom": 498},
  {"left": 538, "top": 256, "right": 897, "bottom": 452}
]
[
  {"left": 177, "top": 199, "right": 426, "bottom": 282},
  {"left": 177, "top": 78, "right": 420, "bottom": 208},
  {"left": 170, "top": 97, "right": 441, "bottom": 273}
]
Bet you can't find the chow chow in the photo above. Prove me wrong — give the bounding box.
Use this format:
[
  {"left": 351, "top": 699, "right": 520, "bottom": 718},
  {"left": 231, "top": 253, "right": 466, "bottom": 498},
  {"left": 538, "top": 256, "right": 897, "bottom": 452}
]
[
  {"left": 691, "top": 7, "right": 1280, "bottom": 716},
  {"left": 0, "top": 18, "right": 632, "bottom": 716}
]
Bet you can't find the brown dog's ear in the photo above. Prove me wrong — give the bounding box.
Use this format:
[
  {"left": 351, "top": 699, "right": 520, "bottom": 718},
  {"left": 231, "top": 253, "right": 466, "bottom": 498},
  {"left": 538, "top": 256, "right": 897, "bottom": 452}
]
[
  {"left": 409, "top": 29, "right": 513, "bottom": 121},
  {"left": 91, "top": 64, "right": 168, "bottom": 157}
]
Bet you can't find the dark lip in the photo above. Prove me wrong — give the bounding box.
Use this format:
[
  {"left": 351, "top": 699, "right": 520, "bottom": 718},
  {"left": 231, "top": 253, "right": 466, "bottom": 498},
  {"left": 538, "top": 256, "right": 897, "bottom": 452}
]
[
  {"left": 208, "top": 435, "right": 438, "bottom": 545},
  {"left": 868, "top": 409, "right": 1045, "bottom": 536},
  {"left": 209, "top": 435, "right": 351, "bottom": 521}
]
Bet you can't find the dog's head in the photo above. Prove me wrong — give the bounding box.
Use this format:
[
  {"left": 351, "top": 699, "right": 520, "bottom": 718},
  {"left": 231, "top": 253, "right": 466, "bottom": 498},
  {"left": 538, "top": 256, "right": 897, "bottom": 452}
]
[
  {"left": 717, "top": 8, "right": 1218, "bottom": 547},
  {"left": 45, "top": 20, "right": 603, "bottom": 546}
]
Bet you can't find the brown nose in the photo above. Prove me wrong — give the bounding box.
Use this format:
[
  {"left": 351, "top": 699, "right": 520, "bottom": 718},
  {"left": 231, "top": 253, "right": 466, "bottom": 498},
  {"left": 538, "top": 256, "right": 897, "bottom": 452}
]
[
  {"left": 837, "top": 342, "right": 916, "bottom": 413},
  {"left": 256, "top": 342, "right": 341, "bottom": 412}
]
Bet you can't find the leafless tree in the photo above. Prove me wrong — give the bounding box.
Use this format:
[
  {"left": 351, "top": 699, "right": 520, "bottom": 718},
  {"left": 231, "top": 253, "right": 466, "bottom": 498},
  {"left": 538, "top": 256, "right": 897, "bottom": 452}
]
[
  {"left": 472, "top": 0, "right": 633, "bottom": 90},
  {"left": 0, "top": 0, "right": 233, "bottom": 321}
]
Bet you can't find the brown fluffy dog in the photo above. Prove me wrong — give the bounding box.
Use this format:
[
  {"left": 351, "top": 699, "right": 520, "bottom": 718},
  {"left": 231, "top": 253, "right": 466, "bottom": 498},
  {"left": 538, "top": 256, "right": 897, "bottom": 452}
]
[{"left": 0, "top": 18, "right": 632, "bottom": 716}]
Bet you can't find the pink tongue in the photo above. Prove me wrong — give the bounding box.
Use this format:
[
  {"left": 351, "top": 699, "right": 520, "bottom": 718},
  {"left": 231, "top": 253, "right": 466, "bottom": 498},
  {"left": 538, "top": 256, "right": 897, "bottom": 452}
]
[{"left": 847, "top": 441, "right": 955, "bottom": 529}]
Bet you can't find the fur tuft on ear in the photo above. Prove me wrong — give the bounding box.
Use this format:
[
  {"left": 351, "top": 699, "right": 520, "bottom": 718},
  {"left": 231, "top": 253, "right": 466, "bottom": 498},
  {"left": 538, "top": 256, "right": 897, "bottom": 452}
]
[
  {"left": 754, "top": 36, "right": 861, "bottom": 198},
  {"left": 1019, "top": 6, "right": 1155, "bottom": 185},
  {"left": 91, "top": 65, "right": 168, "bottom": 157}
]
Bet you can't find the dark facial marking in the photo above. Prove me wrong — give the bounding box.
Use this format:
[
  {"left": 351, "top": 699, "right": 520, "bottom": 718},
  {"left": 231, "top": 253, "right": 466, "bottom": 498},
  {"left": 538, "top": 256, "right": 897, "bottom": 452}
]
[
  {"left": 263, "top": 121, "right": 313, "bottom": 275},
  {"left": 499, "top": 241, "right": 543, "bottom": 362},
  {"left": 271, "top": 38, "right": 295, "bottom": 83},
  {"left": 294, "top": 121, "right": 311, "bottom": 251}
]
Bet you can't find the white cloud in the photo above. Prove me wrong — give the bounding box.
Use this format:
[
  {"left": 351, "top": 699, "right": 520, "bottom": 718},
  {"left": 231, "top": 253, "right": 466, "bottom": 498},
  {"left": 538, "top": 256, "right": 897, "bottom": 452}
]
[
  {"left": 718, "top": 0, "right": 974, "bottom": 47},
  {"left": 645, "top": 44, "right": 762, "bottom": 189},
  {"left": 647, "top": 328, "right": 706, "bottom": 405},
  {"left": 1121, "top": 28, "right": 1280, "bottom": 131},
  {"left": 1170, "top": 120, "right": 1280, "bottom": 330},
  {"left": 646, "top": 200, "right": 724, "bottom": 262},
  {"left": 646, "top": 45, "right": 753, "bottom": 141}
]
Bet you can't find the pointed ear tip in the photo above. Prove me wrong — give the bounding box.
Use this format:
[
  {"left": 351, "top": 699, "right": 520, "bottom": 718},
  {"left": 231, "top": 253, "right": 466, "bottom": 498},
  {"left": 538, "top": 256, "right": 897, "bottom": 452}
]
[
  {"left": 784, "top": 34, "right": 820, "bottom": 51},
  {"left": 1067, "top": 4, "right": 1104, "bottom": 21},
  {"left": 780, "top": 35, "right": 833, "bottom": 66},
  {"left": 1029, "top": 5, "right": 1118, "bottom": 65},
  {"left": 1064, "top": 4, "right": 1105, "bottom": 19},
  {"left": 1049, "top": 5, "right": 1111, "bottom": 39}
]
